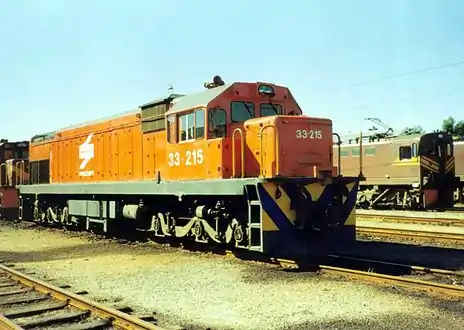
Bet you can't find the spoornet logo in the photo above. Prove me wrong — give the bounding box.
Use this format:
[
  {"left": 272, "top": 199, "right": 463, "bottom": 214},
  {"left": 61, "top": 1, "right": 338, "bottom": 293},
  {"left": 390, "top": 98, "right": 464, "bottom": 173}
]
[{"left": 79, "top": 133, "right": 94, "bottom": 177}]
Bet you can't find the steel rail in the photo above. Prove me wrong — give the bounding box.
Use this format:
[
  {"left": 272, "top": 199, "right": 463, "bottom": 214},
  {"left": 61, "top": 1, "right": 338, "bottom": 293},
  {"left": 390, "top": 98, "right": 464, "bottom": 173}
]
[
  {"left": 327, "top": 254, "right": 464, "bottom": 277},
  {"left": 0, "top": 264, "right": 163, "bottom": 330},
  {"left": 357, "top": 213, "right": 464, "bottom": 227},
  {"left": 318, "top": 265, "right": 464, "bottom": 298},
  {"left": 273, "top": 258, "right": 464, "bottom": 298},
  {"left": 356, "top": 226, "right": 464, "bottom": 243}
]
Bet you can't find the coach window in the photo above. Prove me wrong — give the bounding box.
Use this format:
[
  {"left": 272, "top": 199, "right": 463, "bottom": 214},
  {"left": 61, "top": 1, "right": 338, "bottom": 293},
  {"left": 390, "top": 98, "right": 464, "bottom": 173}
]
[
  {"left": 231, "top": 101, "right": 255, "bottom": 122},
  {"left": 178, "top": 112, "right": 195, "bottom": 142},
  {"left": 261, "top": 103, "right": 282, "bottom": 117},
  {"left": 167, "top": 115, "right": 177, "bottom": 143},
  {"left": 208, "top": 108, "right": 227, "bottom": 138},
  {"left": 365, "top": 147, "right": 376, "bottom": 156},
  {"left": 447, "top": 143, "right": 452, "bottom": 156},
  {"left": 195, "top": 109, "right": 205, "bottom": 139},
  {"left": 399, "top": 146, "right": 412, "bottom": 160}
]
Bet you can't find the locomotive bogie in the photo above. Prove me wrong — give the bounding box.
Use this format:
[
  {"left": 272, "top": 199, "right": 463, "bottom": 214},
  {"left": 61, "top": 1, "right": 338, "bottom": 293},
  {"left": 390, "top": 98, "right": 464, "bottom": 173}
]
[{"left": 18, "top": 175, "right": 359, "bottom": 260}]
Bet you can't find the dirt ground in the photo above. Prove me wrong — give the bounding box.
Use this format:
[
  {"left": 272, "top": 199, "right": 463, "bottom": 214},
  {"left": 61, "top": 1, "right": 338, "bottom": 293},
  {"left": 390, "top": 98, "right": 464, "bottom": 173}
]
[{"left": 0, "top": 221, "right": 463, "bottom": 330}]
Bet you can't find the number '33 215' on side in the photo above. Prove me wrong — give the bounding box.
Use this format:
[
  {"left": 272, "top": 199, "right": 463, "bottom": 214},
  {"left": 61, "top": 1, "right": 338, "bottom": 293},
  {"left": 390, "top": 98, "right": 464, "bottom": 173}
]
[
  {"left": 168, "top": 149, "right": 204, "bottom": 167},
  {"left": 296, "top": 129, "right": 323, "bottom": 139}
]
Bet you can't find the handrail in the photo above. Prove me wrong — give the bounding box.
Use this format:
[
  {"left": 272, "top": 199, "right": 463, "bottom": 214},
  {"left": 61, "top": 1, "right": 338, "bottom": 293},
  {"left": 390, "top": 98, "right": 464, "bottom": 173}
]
[
  {"left": 359, "top": 131, "right": 365, "bottom": 180},
  {"left": 232, "top": 128, "right": 245, "bottom": 178},
  {"left": 0, "top": 163, "right": 5, "bottom": 186},
  {"left": 259, "top": 124, "right": 279, "bottom": 177},
  {"left": 15, "top": 160, "right": 25, "bottom": 185},
  {"left": 333, "top": 133, "right": 342, "bottom": 176}
]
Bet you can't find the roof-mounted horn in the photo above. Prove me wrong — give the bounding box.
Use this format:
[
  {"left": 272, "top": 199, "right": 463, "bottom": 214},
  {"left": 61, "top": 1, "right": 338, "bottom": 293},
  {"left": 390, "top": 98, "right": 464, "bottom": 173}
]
[{"left": 204, "top": 75, "right": 225, "bottom": 89}]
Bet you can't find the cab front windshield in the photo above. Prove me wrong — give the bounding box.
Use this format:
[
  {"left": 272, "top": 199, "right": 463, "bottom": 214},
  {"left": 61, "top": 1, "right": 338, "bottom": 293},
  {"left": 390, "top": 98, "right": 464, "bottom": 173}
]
[
  {"left": 230, "top": 101, "right": 283, "bottom": 122},
  {"left": 419, "top": 133, "right": 453, "bottom": 159}
]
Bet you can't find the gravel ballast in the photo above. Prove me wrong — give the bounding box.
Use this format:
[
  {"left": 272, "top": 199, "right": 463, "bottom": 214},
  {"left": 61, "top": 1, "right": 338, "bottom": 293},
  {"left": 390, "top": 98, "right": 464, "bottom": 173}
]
[{"left": 0, "top": 221, "right": 462, "bottom": 329}]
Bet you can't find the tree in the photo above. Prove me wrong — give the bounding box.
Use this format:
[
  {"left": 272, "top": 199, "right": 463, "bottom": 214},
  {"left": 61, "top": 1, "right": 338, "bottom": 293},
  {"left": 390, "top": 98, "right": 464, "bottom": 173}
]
[{"left": 441, "top": 116, "right": 464, "bottom": 137}]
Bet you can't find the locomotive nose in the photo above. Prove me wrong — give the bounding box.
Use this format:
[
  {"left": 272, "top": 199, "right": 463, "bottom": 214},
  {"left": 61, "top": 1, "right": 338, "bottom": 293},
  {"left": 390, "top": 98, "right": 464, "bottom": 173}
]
[{"left": 288, "top": 181, "right": 351, "bottom": 234}]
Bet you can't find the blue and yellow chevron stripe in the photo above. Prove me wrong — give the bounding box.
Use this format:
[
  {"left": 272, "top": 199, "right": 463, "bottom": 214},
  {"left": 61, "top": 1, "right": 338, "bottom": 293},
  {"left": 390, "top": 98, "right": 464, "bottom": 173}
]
[
  {"left": 420, "top": 156, "right": 439, "bottom": 173},
  {"left": 445, "top": 156, "right": 455, "bottom": 174},
  {"left": 256, "top": 178, "right": 359, "bottom": 232}
]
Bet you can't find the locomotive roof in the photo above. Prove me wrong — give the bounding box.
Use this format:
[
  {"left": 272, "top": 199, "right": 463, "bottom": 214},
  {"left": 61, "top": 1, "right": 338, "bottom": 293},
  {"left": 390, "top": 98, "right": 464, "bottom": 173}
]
[
  {"left": 165, "top": 83, "right": 232, "bottom": 116},
  {"left": 29, "top": 81, "right": 253, "bottom": 142},
  {"left": 54, "top": 84, "right": 232, "bottom": 132},
  {"left": 59, "top": 108, "right": 140, "bottom": 132},
  {"left": 338, "top": 133, "right": 422, "bottom": 147},
  {"left": 31, "top": 131, "right": 57, "bottom": 143}
]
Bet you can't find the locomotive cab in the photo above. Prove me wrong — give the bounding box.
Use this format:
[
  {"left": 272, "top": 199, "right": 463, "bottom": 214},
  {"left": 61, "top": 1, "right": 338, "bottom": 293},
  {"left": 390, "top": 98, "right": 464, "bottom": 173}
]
[{"left": 419, "top": 131, "right": 456, "bottom": 208}]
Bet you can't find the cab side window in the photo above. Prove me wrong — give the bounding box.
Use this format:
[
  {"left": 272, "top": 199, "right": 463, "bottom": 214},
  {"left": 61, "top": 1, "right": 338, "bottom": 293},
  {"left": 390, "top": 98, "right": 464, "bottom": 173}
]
[
  {"left": 167, "top": 114, "right": 177, "bottom": 143},
  {"left": 208, "top": 108, "right": 227, "bottom": 138},
  {"left": 178, "top": 112, "right": 195, "bottom": 142},
  {"left": 447, "top": 143, "right": 452, "bottom": 156},
  {"left": 176, "top": 109, "right": 206, "bottom": 142},
  {"left": 195, "top": 109, "right": 205, "bottom": 139},
  {"left": 411, "top": 143, "right": 418, "bottom": 157},
  {"left": 399, "top": 146, "right": 412, "bottom": 160}
]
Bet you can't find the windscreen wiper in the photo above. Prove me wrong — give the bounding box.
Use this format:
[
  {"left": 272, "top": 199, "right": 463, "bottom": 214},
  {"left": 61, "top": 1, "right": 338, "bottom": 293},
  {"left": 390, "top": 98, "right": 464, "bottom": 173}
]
[
  {"left": 241, "top": 101, "right": 254, "bottom": 118},
  {"left": 268, "top": 102, "right": 279, "bottom": 115}
]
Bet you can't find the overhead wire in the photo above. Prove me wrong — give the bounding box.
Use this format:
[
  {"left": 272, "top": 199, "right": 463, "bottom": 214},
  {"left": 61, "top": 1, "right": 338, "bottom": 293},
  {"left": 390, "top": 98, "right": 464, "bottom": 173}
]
[{"left": 309, "top": 58, "right": 464, "bottom": 96}]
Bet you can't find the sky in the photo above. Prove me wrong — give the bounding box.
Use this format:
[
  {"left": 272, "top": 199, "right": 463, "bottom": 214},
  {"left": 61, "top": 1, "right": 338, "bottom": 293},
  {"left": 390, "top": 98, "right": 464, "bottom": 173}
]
[{"left": 1, "top": 0, "right": 463, "bottom": 141}]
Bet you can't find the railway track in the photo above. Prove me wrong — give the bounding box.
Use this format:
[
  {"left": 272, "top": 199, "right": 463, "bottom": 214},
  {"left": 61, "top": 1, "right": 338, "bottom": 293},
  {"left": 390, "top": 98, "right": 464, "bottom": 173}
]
[
  {"left": 355, "top": 225, "right": 464, "bottom": 244},
  {"left": 0, "top": 262, "right": 163, "bottom": 330},
  {"left": 273, "top": 255, "right": 464, "bottom": 298},
  {"left": 2, "top": 219, "right": 464, "bottom": 304},
  {"left": 356, "top": 211, "right": 464, "bottom": 227},
  {"left": 355, "top": 210, "right": 464, "bottom": 244}
]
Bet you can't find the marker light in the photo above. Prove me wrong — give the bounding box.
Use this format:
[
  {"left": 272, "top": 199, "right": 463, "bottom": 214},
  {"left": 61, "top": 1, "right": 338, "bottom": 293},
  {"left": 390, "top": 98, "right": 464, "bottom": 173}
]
[{"left": 258, "top": 84, "right": 275, "bottom": 96}]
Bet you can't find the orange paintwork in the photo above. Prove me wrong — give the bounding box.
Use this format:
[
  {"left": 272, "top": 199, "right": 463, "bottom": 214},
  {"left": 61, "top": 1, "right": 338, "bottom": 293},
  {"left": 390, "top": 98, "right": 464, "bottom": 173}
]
[
  {"left": 241, "top": 116, "right": 334, "bottom": 178},
  {"left": 49, "top": 112, "right": 143, "bottom": 183},
  {"left": 28, "top": 82, "right": 336, "bottom": 183},
  {"left": 29, "top": 142, "right": 51, "bottom": 161}
]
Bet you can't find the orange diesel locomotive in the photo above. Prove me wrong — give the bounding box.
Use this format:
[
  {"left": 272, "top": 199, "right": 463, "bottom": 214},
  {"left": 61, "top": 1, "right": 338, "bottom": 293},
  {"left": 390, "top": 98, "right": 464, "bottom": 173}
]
[{"left": 17, "top": 77, "right": 362, "bottom": 260}]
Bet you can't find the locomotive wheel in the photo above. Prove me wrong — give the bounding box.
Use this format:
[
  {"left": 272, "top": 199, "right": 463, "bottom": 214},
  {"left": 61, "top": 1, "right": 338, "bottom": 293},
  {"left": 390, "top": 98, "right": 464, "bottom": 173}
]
[
  {"left": 61, "top": 206, "right": 69, "bottom": 225},
  {"left": 33, "top": 206, "right": 40, "bottom": 223},
  {"left": 193, "top": 220, "right": 203, "bottom": 238},
  {"left": 40, "top": 212, "right": 46, "bottom": 224},
  {"left": 233, "top": 225, "right": 245, "bottom": 243},
  {"left": 152, "top": 215, "right": 161, "bottom": 234},
  {"left": 46, "top": 208, "right": 54, "bottom": 224}
]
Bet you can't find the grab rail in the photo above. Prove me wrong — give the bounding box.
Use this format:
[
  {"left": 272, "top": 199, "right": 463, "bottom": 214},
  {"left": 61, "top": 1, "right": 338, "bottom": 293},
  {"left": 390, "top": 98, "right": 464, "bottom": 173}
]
[
  {"left": 259, "top": 124, "right": 279, "bottom": 177},
  {"left": 0, "top": 163, "right": 4, "bottom": 186},
  {"left": 333, "top": 133, "right": 341, "bottom": 176},
  {"left": 15, "top": 160, "right": 25, "bottom": 185},
  {"left": 358, "top": 131, "right": 365, "bottom": 180},
  {"left": 232, "top": 128, "right": 245, "bottom": 178}
]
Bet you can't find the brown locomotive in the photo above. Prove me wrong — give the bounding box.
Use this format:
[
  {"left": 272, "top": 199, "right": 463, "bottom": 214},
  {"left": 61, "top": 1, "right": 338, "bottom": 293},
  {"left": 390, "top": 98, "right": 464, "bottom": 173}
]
[
  {"left": 333, "top": 131, "right": 457, "bottom": 210},
  {"left": 452, "top": 140, "right": 464, "bottom": 203},
  {"left": 0, "top": 139, "right": 29, "bottom": 219}
]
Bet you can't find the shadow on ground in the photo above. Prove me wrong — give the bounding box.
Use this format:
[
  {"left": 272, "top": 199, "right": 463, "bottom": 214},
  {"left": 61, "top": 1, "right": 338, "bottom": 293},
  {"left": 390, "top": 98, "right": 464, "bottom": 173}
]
[
  {"left": 284, "top": 311, "right": 463, "bottom": 330},
  {"left": 332, "top": 240, "right": 464, "bottom": 270}
]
